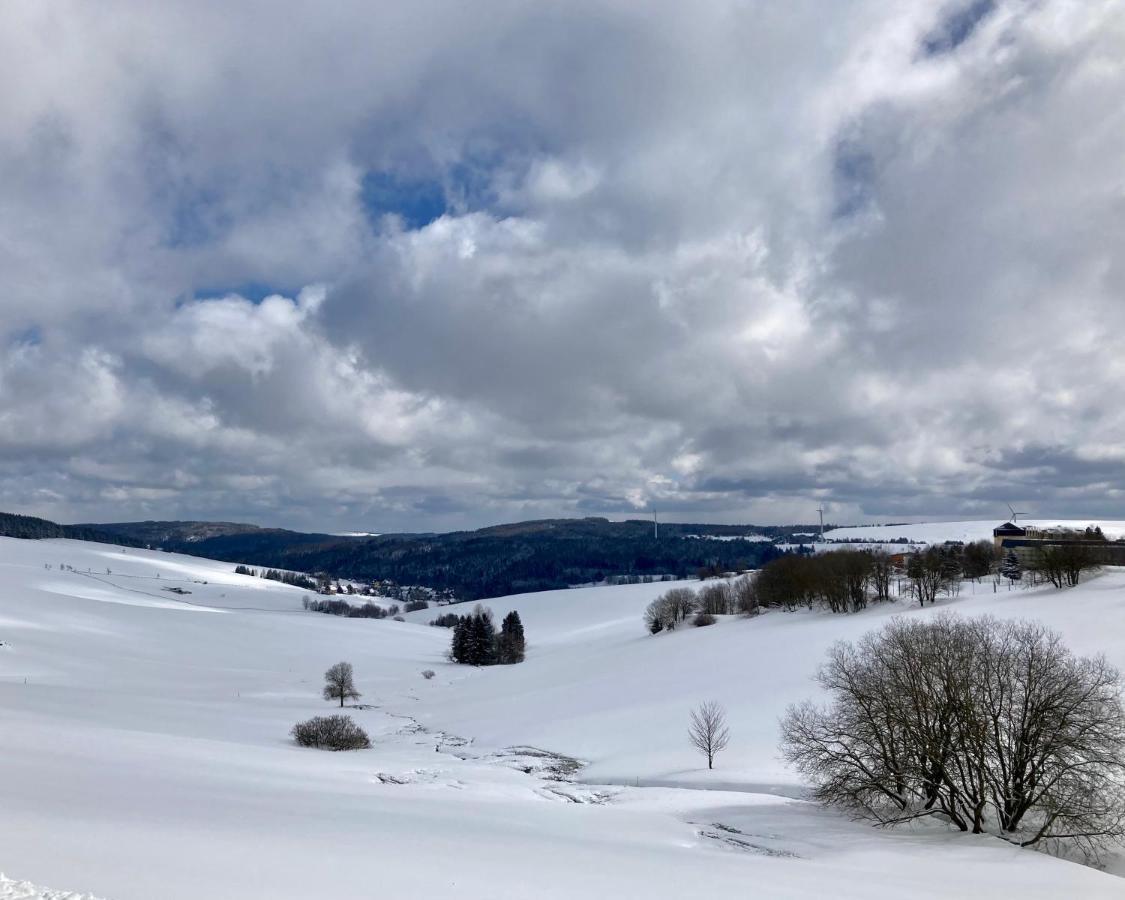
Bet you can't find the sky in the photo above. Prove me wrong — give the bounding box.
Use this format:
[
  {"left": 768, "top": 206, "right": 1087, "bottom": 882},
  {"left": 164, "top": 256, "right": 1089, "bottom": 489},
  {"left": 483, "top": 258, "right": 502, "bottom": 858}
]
[{"left": 1, "top": 0, "right": 1123, "bottom": 533}]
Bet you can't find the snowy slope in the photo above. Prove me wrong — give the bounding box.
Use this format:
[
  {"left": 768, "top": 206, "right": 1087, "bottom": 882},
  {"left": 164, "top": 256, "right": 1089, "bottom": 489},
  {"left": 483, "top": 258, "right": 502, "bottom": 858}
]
[
  {"left": 823, "top": 519, "right": 1125, "bottom": 544},
  {"left": 1, "top": 537, "right": 1123, "bottom": 898}
]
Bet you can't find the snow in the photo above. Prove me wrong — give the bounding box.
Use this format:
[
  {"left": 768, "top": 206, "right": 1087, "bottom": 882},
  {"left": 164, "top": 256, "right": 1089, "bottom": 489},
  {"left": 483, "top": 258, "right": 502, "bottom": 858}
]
[
  {"left": 1, "top": 537, "right": 1123, "bottom": 898},
  {"left": 683, "top": 533, "right": 772, "bottom": 542},
  {"left": 0, "top": 874, "right": 105, "bottom": 900}
]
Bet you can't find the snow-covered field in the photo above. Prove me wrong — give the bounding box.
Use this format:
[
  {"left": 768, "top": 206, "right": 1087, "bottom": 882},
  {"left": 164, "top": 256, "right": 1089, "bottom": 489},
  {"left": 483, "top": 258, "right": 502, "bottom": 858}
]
[
  {"left": 823, "top": 519, "right": 1125, "bottom": 544},
  {"left": 1, "top": 537, "right": 1124, "bottom": 898}
]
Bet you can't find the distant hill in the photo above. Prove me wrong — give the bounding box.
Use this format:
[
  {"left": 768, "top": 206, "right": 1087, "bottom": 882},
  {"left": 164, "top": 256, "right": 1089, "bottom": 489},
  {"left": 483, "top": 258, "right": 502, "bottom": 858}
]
[
  {"left": 0, "top": 511, "right": 140, "bottom": 546},
  {"left": 82, "top": 516, "right": 808, "bottom": 600}
]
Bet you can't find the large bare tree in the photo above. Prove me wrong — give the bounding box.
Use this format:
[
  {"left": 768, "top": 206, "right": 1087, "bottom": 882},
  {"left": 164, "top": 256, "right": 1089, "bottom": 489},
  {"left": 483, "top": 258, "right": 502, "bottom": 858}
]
[
  {"left": 689, "top": 701, "right": 731, "bottom": 769},
  {"left": 781, "top": 615, "right": 1125, "bottom": 860}
]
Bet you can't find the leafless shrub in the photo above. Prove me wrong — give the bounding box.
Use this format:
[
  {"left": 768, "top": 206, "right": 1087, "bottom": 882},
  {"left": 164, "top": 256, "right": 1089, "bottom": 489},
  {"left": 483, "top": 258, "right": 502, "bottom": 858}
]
[
  {"left": 421, "top": 669, "right": 435, "bottom": 680},
  {"left": 291, "top": 714, "right": 371, "bottom": 751},
  {"left": 693, "top": 612, "right": 716, "bottom": 627}
]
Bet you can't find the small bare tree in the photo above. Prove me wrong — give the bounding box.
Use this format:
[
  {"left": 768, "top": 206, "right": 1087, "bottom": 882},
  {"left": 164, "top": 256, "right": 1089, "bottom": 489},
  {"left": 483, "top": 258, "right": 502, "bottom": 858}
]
[
  {"left": 323, "top": 661, "right": 361, "bottom": 707},
  {"left": 689, "top": 700, "right": 730, "bottom": 769}
]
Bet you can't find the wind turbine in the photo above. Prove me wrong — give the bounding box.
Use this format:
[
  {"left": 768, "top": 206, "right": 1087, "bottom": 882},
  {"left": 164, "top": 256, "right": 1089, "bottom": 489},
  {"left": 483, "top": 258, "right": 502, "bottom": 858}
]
[
  {"left": 1006, "top": 503, "right": 1028, "bottom": 525},
  {"left": 817, "top": 505, "right": 825, "bottom": 542}
]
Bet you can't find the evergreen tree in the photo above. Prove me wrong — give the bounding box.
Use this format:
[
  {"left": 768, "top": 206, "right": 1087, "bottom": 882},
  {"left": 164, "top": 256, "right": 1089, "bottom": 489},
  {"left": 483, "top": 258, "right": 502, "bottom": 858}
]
[
  {"left": 468, "top": 607, "right": 497, "bottom": 666},
  {"left": 450, "top": 617, "right": 470, "bottom": 663},
  {"left": 497, "top": 610, "right": 526, "bottom": 664},
  {"left": 1000, "top": 550, "right": 1022, "bottom": 584}
]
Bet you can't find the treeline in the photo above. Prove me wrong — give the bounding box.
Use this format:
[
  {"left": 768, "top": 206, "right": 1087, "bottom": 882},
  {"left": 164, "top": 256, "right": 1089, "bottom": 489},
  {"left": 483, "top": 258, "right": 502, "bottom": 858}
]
[
  {"left": 1023, "top": 541, "right": 1105, "bottom": 588},
  {"left": 644, "top": 541, "right": 1101, "bottom": 629},
  {"left": 235, "top": 564, "right": 319, "bottom": 591},
  {"left": 755, "top": 542, "right": 1003, "bottom": 612},
  {"left": 0, "top": 510, "right": 141, "bottom": 547},
  {"left": 152, "top": 518, "right": 785, "bottom": 600},
  {"left": 302, "top": 596, "right": 401, "bottom": 619},
  {"left": 449, "top": 606, "right": 526, "bottom": 665}
]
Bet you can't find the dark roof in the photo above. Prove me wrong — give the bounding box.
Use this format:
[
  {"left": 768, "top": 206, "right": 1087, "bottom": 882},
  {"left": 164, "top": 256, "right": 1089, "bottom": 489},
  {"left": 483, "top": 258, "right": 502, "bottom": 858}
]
[{"left": 993, "top": 522, "right": 1027, "bottom": 536}]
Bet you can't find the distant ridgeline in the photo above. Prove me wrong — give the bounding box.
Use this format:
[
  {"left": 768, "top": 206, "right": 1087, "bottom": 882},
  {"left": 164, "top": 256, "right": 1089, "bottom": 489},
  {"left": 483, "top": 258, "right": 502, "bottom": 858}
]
[
  {"left": 0, "top": 511, "right": 141, "bottom": 547},
  {"left": 2, "top": 513, "right": 817, "bottom": 601},
  {"left": 79, "top": 517, "right": 804, "bottom": 600}
]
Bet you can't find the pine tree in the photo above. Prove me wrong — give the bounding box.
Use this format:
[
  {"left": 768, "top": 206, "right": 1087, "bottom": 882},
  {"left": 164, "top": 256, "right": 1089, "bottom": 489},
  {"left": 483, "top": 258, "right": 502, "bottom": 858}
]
[
  {"left": 469, "top": 607, "right": 497, "bottom": 666},
  {"left": 450, "top": 617, "right": 470, "bottom": 663},
  {"left": 1000, "top": 550, "right": 1022, "bottom": 584},
  {"left": 497, "top": 610, "right": 526, "bottom": 664}
]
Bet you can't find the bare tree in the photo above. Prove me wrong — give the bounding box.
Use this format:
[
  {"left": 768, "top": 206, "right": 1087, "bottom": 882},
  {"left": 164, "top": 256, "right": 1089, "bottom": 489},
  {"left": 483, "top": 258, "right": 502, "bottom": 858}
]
[
  {"left": 1029, "top": 543, "right": 1100, "bottom": 588},
  {"left": 781, "top": 615, "right": 1125, "bottom": 860},
  {"left": 689, "top": 701, "right": 731, "bottom": 769},
  {"left": 697, "top": 582, "right": 732, "bottom": 615},
  {"left": 731, "top": 574, "right": 759, "bottom": 616},
  {"left": 869, "top": 550, "right": 893, "bottom": 602},
  {"left": 323, "top": 661, "right": 361, "bottom": 707},
  {"left": 644, "top": 587, "right": 698, "bottom": 634},
  {"left": 665, "top": 587, "right": 698, "bottom": 624}
]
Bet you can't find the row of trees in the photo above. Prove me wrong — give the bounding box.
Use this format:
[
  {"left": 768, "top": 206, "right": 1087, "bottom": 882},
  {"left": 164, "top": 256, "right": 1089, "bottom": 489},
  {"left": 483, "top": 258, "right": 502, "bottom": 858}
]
[
  {"left": 643, "top": 578, "right": 759, "bottom": 633},
  {"left": 235, "top": 564, "right": 318, "bottom": 591},
  {"left": 449, "top": 606, "right": 526, "bottom": 666},
  {"left": 302, "top": 596, "right": 401, "bottom": 619},
  {"left": 645, "top": 538, "right": 1106, "bottom": 632},
  {"left": 1025, "top": 543, "right": 1103, "bottom": 589},
  {"left": 751, "top": 540, "right": 1086, "bottom": 614},
  {"left": 781, "top": 615, "right": 1125, "bottom": 859}
]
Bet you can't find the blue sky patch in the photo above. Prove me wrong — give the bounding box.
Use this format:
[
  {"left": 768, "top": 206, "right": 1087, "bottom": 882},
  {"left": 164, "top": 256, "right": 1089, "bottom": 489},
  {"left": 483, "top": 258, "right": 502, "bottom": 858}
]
[
  {"left": 192, "top": 281, "right": 292, "bottom": 304},
  {"left": 361, "top": 171, "right": 447, "bottom": 230},
  {"left": 921, "top": 0, "right": 996, "bottom": 56},
  {"left": 832, "top": 138, "right": 877, "bottom": 219}
]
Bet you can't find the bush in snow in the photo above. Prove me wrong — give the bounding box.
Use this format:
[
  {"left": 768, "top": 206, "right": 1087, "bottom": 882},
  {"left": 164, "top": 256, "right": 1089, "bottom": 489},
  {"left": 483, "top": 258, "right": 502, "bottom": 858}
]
[
  {"left": 781, "top": 614, "right": 1125, "bottom": 861},
  {"left": 692, "top": 612, "right": 716, "bottom": 627},
  {"left": 291, "top": 715, "right": 371, "bottom": 751},
  {"left": 403, "top": 599, "right": 429, "bottom": 612},
  {"left": 421, "top": 669, "right": 435, "bottom": 680}
]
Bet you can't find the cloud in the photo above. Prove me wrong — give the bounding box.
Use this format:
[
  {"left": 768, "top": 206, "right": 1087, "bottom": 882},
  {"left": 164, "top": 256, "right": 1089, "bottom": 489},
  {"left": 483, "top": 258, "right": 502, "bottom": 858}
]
[{"left": 0, "top": 0, "right": 1122, "bottom": 531}]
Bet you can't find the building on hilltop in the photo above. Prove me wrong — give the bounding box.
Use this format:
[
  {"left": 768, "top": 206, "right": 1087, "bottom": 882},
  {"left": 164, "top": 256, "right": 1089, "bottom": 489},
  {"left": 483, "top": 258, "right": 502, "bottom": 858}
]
[
  {"left": 993, "top": 521, "right": 1125, "bottom": 565},
  {"left": 992, "top": 522, "right": 1027, "bottom": 550}
]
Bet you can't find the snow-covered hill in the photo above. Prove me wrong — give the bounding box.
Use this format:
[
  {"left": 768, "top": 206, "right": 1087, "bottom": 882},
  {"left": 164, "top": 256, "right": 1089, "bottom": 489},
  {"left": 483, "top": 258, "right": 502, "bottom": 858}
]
[
  {"left": 823, "top": 519, "right": 1125, "bottom": 544},
  {"left": 1, "top": 537, "right": 1123, "bottom": 898}
]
